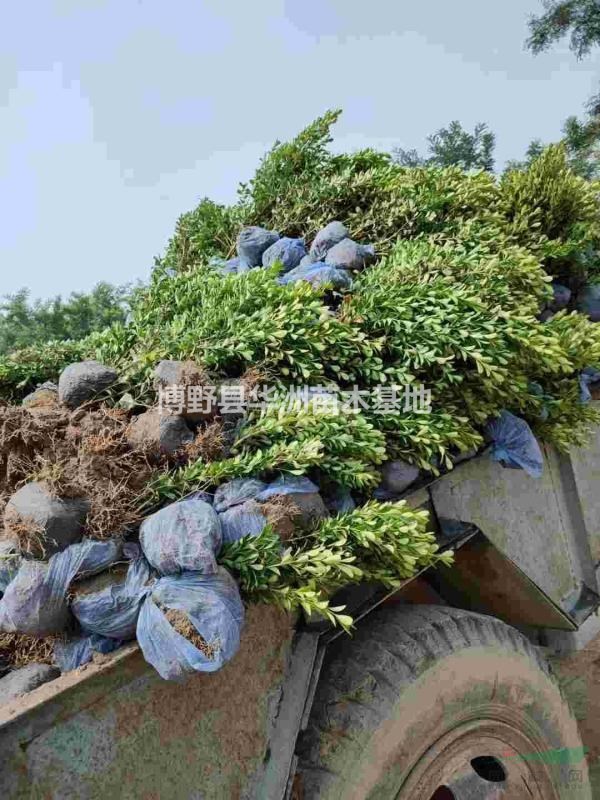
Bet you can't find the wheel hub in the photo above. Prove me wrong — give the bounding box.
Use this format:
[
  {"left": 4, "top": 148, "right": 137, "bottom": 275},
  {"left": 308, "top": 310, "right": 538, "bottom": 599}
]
[{"left": 398, "top": 721, "right": 560, "bottom": 800}]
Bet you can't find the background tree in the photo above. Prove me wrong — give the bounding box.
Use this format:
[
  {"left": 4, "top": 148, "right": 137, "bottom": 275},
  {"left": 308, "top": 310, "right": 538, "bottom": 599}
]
[
  {"left": 393, "top": 121, "right": 496, "bottom": 171},
  {"left": 0, "top": 282, "right": 134, "bottom": 355},
  {"left": 526, "top": 1, "right": 600, "bottom": 177},
  {"left": 527, "top": 0, "right": 600, "bottom": 58}
]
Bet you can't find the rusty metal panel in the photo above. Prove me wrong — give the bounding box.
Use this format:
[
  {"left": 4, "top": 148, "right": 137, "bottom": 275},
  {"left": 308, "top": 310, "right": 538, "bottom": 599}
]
[
  {"left": 435, "top": 533, "right": 576, "bottom": 631},
  {"left": 430, "top": 449, "right": 579, "bottom": 609},
  {"left": 0, "top": 605, "right": 294, "bottom": 800}
]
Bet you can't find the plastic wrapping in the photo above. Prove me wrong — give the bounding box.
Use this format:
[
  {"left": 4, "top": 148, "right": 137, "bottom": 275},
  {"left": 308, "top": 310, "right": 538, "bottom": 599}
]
[
  {"left": 485, "top": 410, "right": 544, "bottom": 478},
  {"left": 208, "top": 256, "right": 249, "bottom": 276},
  {"left": 549, "top": 283, "right": 571, "bottom": 312},
  {"left": 309, "top": 221, "right": 348, "bottom": 261},
  {"left": 213, "top": 478, "right": 267, "bottom": 513},
  {"left": 54, "top": 633, "right": 124, "bottom": 672},
  {"left": 136, "top": 567, "right": 244, "bottom": 682},
  {"left": 579, "top": 367, "right": 600, "bottom": 404},
  {"left": 255, "top": 475, "right": 319, "bottom": 501},
  {"left": 279, "top": 262, "right": 352, "bottom": 290},
  {"left": 0, "top": 540, "right": 21, "bottom": 594},
  {"left": 576, "top": 283, "right": 600, "bottom": 322},
  {"left": 236, "top": 226, "right": 279, "bottom": 268},
  {"left": 0, "top": 539, "right": 123, "bottom": 636},
  {"left": 219, "top": 501, "right": 267, "bottom": 545},
  {"left": 323, "top": 486, "right": 356, "bottom": 515},
  {"left": 261, "top": 237, "right": 306, "bottom": 272},
  {"left": 71, "top": 556, "right": 152, "bottom": 640},
  {"left": 324, "top": 238, "right": 375, "bottom": 271},
  {"left": 140, "top": 496, "right": 222, "bottom": 575},
  {"left": 374, "top": 460, "right": 420, "bottom": 500}
]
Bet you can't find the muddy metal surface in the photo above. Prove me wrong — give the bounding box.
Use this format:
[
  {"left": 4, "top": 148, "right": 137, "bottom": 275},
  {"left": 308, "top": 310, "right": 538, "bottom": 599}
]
[
  {"left": 554, "top": 630, "right": 600, "bottom": 795},
  {"left": 0, "top": 604, "right": 294, "bottom": 800}
]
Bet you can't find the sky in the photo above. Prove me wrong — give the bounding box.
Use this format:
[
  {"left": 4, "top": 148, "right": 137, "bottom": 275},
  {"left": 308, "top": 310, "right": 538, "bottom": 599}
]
[{"left": 2, "top": 0, "right": 599, "bottom": 300}]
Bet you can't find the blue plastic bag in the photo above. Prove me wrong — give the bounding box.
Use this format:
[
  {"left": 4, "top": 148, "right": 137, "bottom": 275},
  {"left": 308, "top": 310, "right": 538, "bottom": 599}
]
[
  {"left": 485, "top": 411, "right": 543, "bottom": 478},
  {"left": 279, "top": 262, "right": 352, "bottom": 290},
  {"left": 322, "top": 486, "right": 356, "bottom": 515},
  {"left": 136, "top": 567, "right": 244, "bottom": 682},
  {"left": 298, "top": 253, "right": 316, "bottom": 269},
  {"left": 256, "top": 475, "right": 319, "bottom": 501},
  {"left": 261, "top": 237, "right": 306, "bottom": 273},
  {"left": 309, "top": 221, "right": 348, "bottom": 261},
  {"left": 0, "top": 538, "right": 123, "bottom": 636},
  {"left": 576, "top": 284, "right": 600, "bottom": 322},
  {"left": 213, "top": 478, "right": 267, "bottom": 513},
  {"left": 54, "top": 633, "right": 124, "bottom": 672},
  {"left": 237, "top": 226, "right": 279, "bottom": 268},
  {"left": 324, "top": 238, "right": 375, "bottom": 271},
  {"left": 579, "top": 367, "right": 600, "bottom": 404},
  {"left": 140, "top": 496, "right": 222, "bottom": 576},
  {"left": 219, "top": 501, "right": 267, "bottom": 545},
  {"left": 71, "top": 556, "right": 152, "bottom": 640}
]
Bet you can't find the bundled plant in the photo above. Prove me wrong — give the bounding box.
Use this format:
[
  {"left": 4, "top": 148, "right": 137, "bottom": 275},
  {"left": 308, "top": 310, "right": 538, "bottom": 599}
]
[
  {"left": 500, "top": 143, "right": 599, "bottom": 282},
  {"left": 92, "top": 266, "right": 391, "bottom": 397},
  {"left": 381, "top": 233, "right": 552, "bottom": 316},
  {"left": 150, "top": 397, "right": 387, "bottom": 504},
  {"left": 219, "top": 501, "right": 451, "bottom": 630}
]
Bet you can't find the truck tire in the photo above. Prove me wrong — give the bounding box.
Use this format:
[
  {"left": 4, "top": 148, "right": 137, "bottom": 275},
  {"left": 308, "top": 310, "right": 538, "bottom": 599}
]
[{"left": 296, "top": 605, "right": 590, "bottom": 799}]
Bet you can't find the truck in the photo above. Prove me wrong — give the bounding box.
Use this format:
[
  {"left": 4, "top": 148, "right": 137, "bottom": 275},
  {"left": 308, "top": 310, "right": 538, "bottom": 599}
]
[{"left": 1, "top": 426, "right": 599, "bottom": 800}]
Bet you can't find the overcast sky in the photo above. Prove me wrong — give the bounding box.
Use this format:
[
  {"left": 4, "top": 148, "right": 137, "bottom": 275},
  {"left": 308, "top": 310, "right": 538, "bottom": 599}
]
[{"left": 2, "top": 0, "right": 599, "bottom": 300}]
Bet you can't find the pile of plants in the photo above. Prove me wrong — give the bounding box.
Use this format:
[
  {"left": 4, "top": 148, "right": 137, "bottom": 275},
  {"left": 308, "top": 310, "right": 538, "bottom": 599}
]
[{"left": 1, "top": 110, "right": 600, "bottom": 680}]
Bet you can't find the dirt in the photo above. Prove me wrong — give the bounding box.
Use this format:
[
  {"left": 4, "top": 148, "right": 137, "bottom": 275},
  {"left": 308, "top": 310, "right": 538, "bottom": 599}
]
[
  {"left": 69, "top": 563, "right": 129, "bottom": 599},
  {"left": 161, "top": 606, "right": 219, "bottom": 660},
  {"left": 553, "top": 631, "right": 600, "bottom": 794},
  {"left": 183, "top": 420, "right": 227, "bottom": 463},
  {"left": 0, "top": 632, "right": 58, "bottom": 670},
  {"left": 260, "top": 497, "right": 302, "bottom": 541},
  {"left": 0, "top": 403, "right": 156, "bottom": 542}
]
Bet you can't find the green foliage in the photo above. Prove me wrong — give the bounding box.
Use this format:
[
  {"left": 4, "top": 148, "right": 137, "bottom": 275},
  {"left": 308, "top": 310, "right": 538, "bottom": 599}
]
[
  {"left": 544, "top": 310, "right": 600, "bottom": 369},
  {"left": 366, "top": 234, "right": 551, "bottom": 316},
  {"left": 149, "top": 439, "right": 325, "bottom": 505},
  {"left": 344, "top": 266, "right": 540, "bottom": 402},
  {"left": 500, "top": 144, "right": 599, "bottom": 278},
  {"left": 107, "top": 265, "right": 389, "bottom": 394},
  {"left": 506, "top": 112, "right": 600, "bottom": 181},
  {"left": 233, "top": 398, "right": 387, "bottom": 487},
  {"left": 238, "top": 110, "right": 343, "bottom": 226},
  {"left": 4, "top": 109, "right": 600, "bottom": 627},
  {"left": 314, "top": 500, "right": 453, "bottom": 585},
  {"left": 526, "top": 2, "right": 600, "bottom": 180},
  {"left": 0, "top": 339, "right": 90, "bottom": 398},
  {"left": 394, "top": 121, "right": 495, "bottom": 172},
  {"left": 341, "top": 249, "right": 582, "bottom": 459},
  {"left": 161, "top": 112, "right": 500, "bottom": 274},
  {"left": 219, "top": 525, "right": 358, "bottom": 629},
  {"left": 562, "top": 113, "right": 600, "bottom": 179},
  {"left": 534, "top": 377, "right": 600, "bottom": 450},
  {"left": 527, "top": 1, "right": 600, "bottom": 59},
  {"left": 150, "top": 398, "right": 387, "bottom": 504},
  {"left": 0, "top": 283, "right": 132, "bottom": 357},
  {"left": 367, "top": 408, "right": 482, "bottom": 472},
  {"left": 162, "top": 198, "right": 240, "bottom": 271},
  {"left": 219, "top": 501, "right": 451, "bottom": 629}
]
